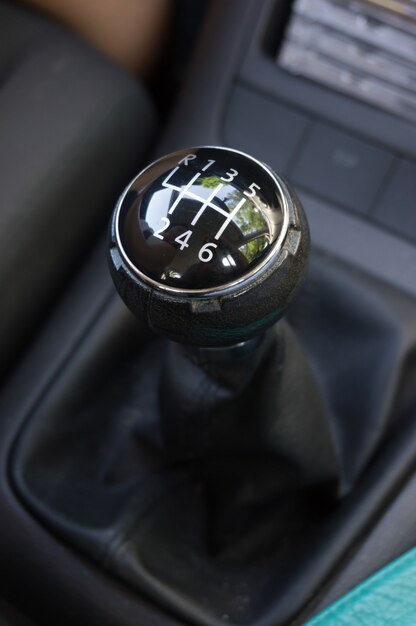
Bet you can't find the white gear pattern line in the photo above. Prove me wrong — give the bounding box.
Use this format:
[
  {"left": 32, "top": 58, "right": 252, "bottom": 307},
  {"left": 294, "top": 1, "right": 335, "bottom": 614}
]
[
  {"left": 162, "top": 167, "right": 246, "bottom": 240},
  {"left": 190, "top": 183, "right": 224, "bottom": 226},
  {"left": 214, "top": 197, "right": 247, "bottom": 240}
]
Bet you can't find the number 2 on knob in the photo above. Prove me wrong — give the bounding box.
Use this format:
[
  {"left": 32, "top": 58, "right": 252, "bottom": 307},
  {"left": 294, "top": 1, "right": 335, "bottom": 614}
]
[{"left": 154, "top": 217, "right": 170, "bottom": 239}]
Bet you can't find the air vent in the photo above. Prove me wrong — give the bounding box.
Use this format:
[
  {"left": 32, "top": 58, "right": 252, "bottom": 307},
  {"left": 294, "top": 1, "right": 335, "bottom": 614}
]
[{"left": 278, "top": 0, "right": 416, "bottom": 122}]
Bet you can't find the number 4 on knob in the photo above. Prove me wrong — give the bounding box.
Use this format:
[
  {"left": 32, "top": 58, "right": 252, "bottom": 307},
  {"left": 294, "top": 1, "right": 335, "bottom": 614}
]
[{"left": 175, "top": 230, "right": 193, "bottom": 250}]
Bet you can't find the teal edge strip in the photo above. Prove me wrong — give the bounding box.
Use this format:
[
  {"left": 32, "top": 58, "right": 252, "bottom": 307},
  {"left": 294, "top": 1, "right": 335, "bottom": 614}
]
[{"left": 304, "top": 547, "right": 416, "bottom": 626}]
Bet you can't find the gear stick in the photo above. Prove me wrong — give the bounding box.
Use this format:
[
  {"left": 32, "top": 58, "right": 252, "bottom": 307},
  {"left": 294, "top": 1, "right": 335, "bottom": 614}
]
[
  {"left": 107, "top": 143, "right": 335, "bottom": 545},
  {"left": 108, "top": 147, "right": 328, "bottom": 475},
  {"left": 107, "top": 146, "right": 337, "bottom": 625}
]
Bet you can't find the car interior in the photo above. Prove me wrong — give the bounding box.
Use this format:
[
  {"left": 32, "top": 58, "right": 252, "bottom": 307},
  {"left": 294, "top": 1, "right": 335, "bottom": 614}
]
[{"left": 1, "top": 0, "right": 416, "bottom": 625}]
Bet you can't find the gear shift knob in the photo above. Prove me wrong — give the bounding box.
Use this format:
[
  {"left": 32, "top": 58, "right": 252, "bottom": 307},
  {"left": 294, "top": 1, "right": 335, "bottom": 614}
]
[{"left": 108, "top": 146, "right": 309, "bottom": 347}]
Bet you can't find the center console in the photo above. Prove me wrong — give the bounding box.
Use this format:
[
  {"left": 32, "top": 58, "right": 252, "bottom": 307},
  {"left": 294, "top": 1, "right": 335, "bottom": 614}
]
[{"left": 1, "top": 2, "right": 416, "bottom": 626}]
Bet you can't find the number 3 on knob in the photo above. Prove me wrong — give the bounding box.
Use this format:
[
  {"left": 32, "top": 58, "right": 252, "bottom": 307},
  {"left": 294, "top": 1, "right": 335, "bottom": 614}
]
[{"left": 220, "top": 168, "right": 238, "bottom": 183}]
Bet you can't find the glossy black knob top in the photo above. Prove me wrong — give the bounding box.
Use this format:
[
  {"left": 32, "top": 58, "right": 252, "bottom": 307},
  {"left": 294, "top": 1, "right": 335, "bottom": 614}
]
[
  {"left": 115, "top": 147, "right": 286, "bottom": 292},
  {"left": 109, "top": 146, "right": 309, "bottom": 347}
]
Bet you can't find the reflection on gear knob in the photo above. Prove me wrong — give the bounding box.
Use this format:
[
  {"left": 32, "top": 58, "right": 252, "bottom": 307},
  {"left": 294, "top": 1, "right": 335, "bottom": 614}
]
[{"left": 108, "top": 146, "right": 309, "bottom": 347}]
